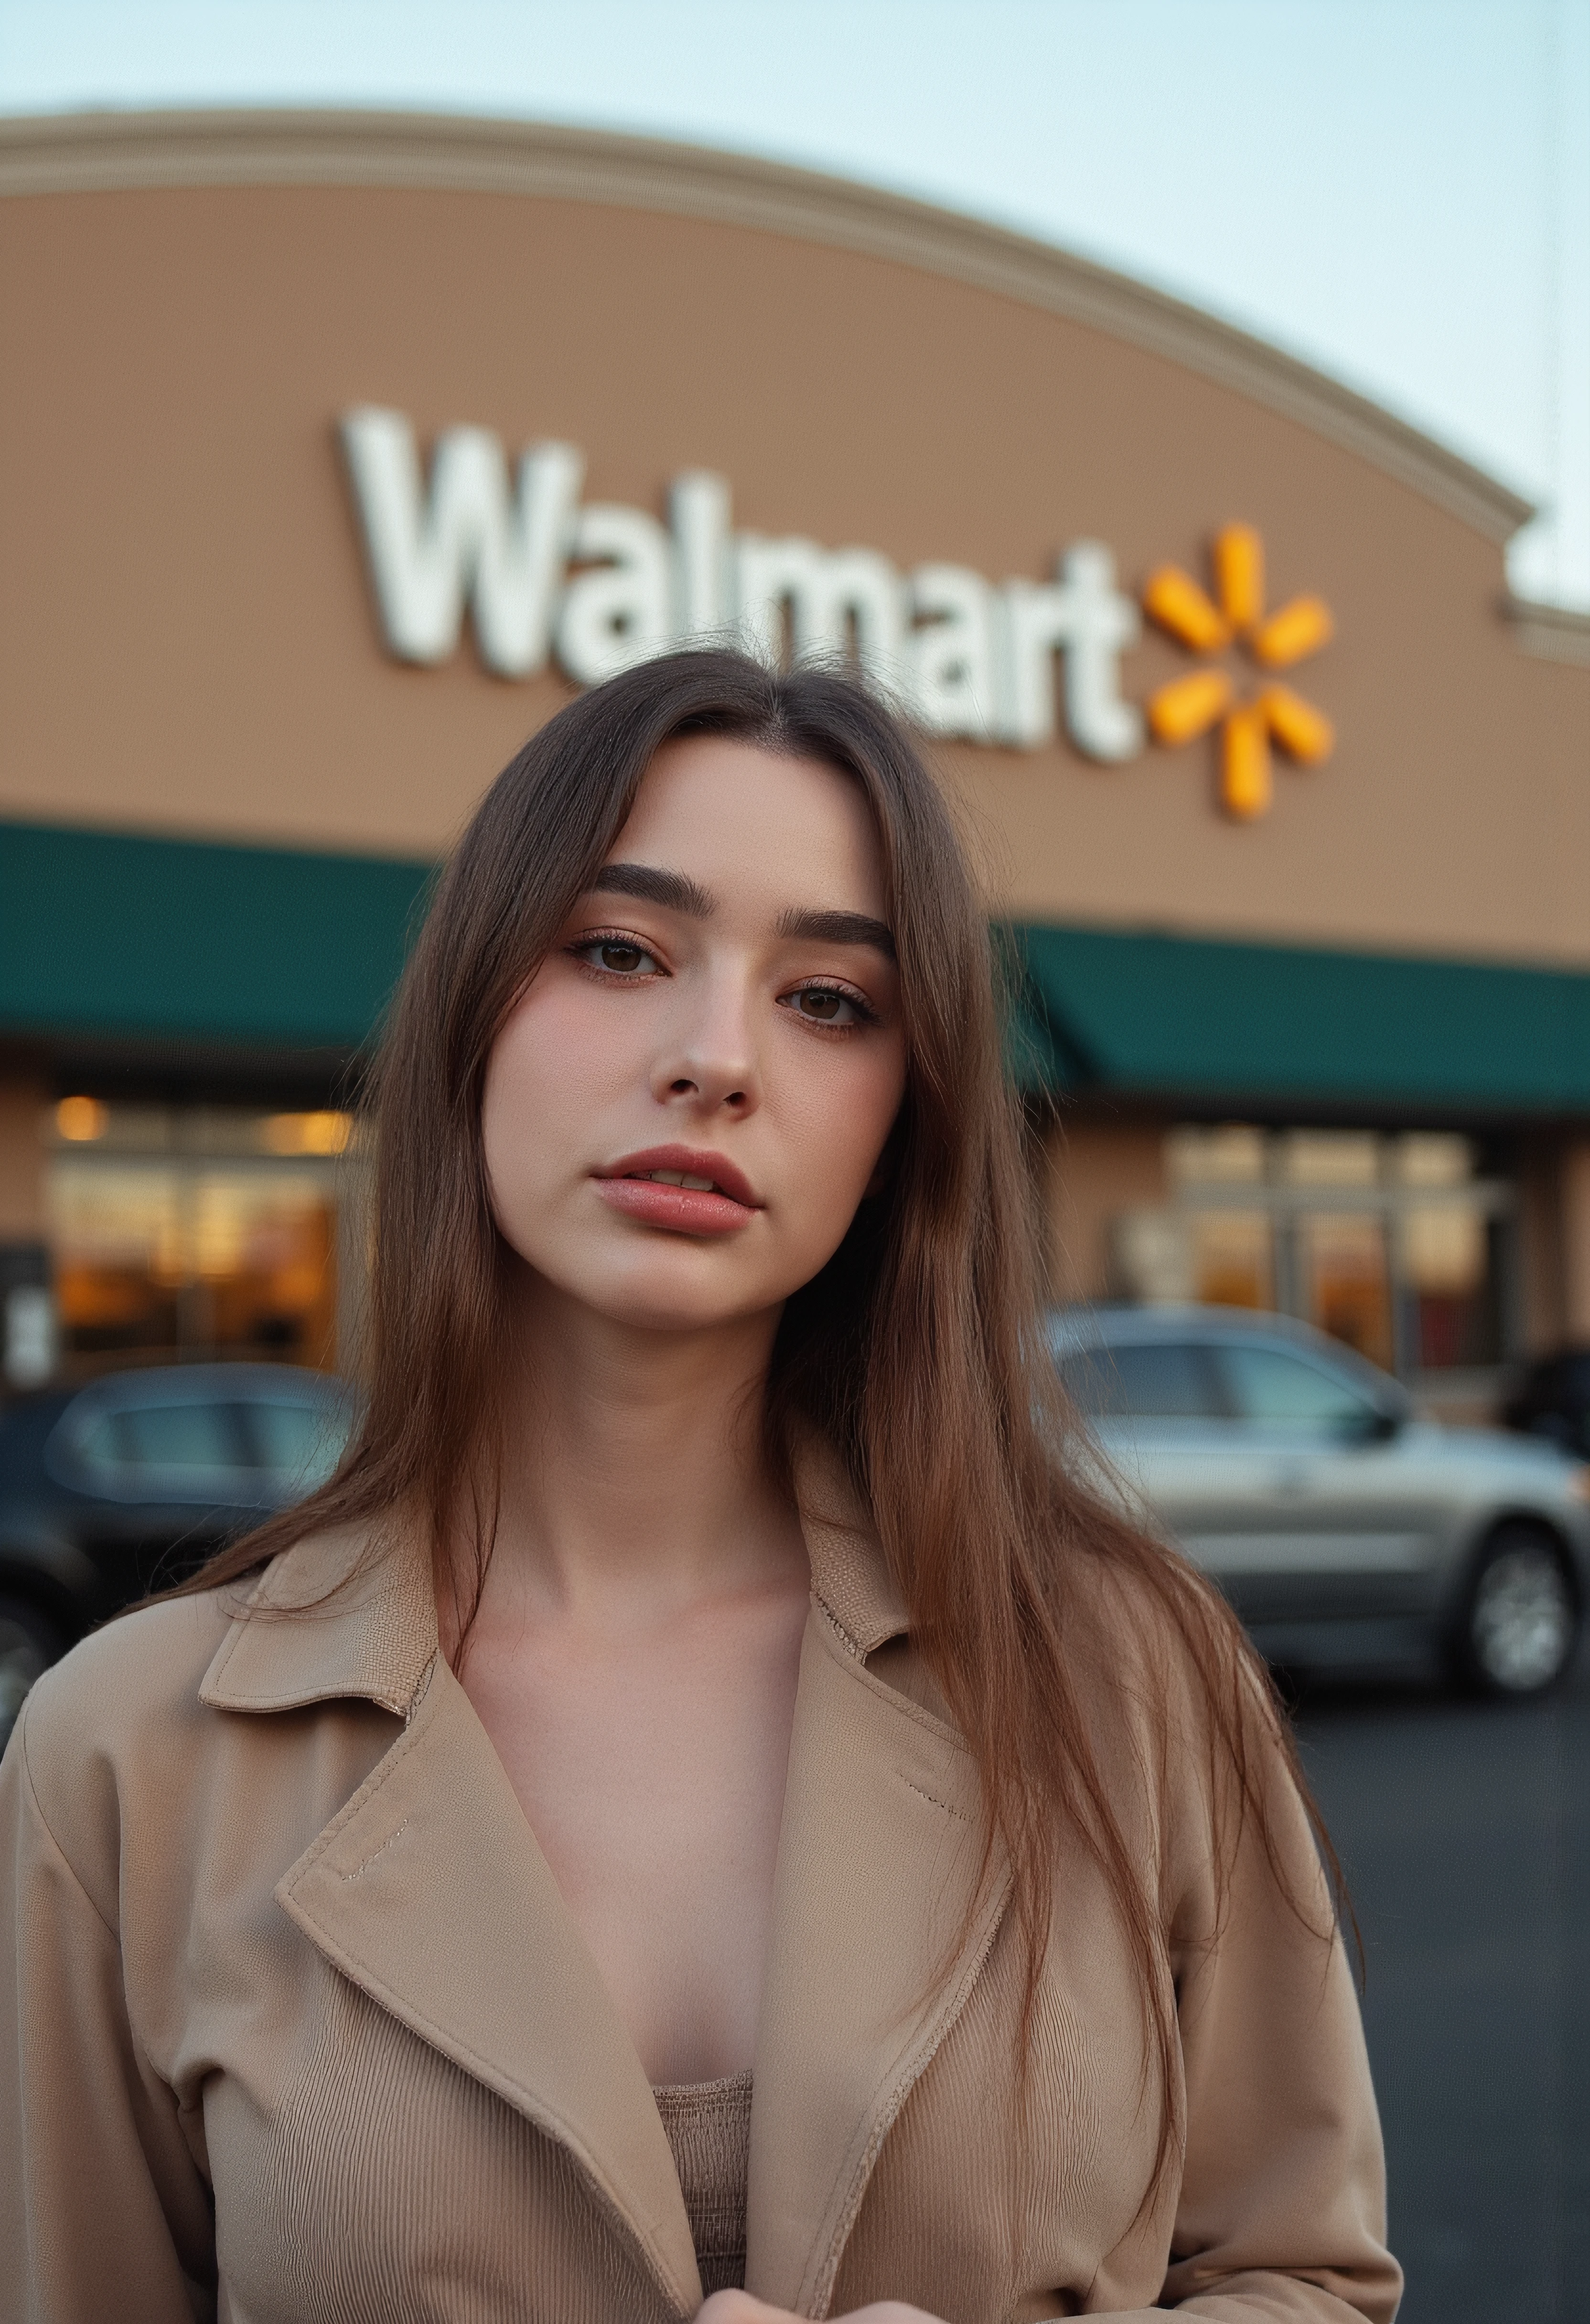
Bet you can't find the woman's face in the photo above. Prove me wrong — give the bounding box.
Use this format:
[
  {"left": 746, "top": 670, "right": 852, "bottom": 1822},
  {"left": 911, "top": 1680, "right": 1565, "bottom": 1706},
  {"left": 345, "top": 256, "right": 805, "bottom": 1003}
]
[{"left": 482, "top": 736, "right": 908, "bottom": 1336}]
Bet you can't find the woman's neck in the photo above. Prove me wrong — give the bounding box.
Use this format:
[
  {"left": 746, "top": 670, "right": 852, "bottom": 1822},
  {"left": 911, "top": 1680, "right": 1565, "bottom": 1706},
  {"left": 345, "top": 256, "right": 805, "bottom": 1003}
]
[{"left": 471, "top": 1275, "right": 805, "bottom": 1636}]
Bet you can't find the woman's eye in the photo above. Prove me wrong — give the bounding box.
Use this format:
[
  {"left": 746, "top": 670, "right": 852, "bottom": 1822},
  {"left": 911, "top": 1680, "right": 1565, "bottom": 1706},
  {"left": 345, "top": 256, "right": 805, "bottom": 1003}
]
[
  {"left": 782, "top": 985, "right": 870, "bottom": 1027},
  {"left": 577, "top": 938, "right": 659, "bottom": 976}
]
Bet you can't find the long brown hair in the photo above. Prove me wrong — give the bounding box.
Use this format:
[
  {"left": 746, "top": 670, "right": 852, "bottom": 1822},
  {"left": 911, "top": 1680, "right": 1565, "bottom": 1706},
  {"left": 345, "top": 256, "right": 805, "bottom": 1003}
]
[{"left": 180, "top": 646, "right": 1336, "bottom": 2177}]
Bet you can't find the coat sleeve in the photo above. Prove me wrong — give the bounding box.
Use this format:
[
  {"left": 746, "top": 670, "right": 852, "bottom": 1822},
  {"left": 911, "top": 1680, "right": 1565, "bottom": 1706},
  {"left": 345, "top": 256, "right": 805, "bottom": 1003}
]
[
  {"left": 1092, "top": 1675, "right": 1402, "bottom": 2324},
  {"left": 0, "top": 1703, "right": 216, "bottom": 2324}
]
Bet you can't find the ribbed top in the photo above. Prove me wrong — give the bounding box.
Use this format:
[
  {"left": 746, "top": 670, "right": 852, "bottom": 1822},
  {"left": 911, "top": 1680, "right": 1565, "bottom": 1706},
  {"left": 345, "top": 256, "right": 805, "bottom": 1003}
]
[{"left": 652, "top": 2071, "right": 752, "bottom": 2296}]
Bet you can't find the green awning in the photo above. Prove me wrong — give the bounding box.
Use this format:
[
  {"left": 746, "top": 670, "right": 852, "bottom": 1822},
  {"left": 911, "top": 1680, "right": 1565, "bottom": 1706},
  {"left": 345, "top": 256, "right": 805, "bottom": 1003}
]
[
  {"left": 4, "top": 818, "right": 1588, "bottom": 1119},
  {"left": 0, "top": 819, "right": 433, "bottom": 1054},
  {"left": 1010, "top": 922, "right": 1590, "bottom": 1115}
]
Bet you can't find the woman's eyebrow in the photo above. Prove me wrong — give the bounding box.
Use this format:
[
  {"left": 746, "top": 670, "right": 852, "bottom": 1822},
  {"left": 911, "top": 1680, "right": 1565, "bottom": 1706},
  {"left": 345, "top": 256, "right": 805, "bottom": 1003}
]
[
  {"left": 777, "top": 906, "right": 897, "bottom": 961},
  {"left": 590, "top": 862, "right": 715, "bottom": 917},
  {"left": 589, "top": 867, "right": 895, "bottom": 960}
]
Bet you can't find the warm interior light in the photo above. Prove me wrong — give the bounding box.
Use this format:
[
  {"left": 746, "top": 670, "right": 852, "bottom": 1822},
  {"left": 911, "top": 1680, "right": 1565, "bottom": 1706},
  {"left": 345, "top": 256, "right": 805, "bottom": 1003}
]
[
  {"left": 262, "top": 1111, "right": 353, "bottom": 1157},
  {"left": 55, "top": 1096, "right": 108, "bottom": 1143}
]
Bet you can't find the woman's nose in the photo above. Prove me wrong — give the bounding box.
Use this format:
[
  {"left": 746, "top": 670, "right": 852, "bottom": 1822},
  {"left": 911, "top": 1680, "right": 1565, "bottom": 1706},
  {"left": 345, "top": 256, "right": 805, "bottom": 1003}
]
[{"left": 650, "top": 978, "right": 760, "bottom": 1116}]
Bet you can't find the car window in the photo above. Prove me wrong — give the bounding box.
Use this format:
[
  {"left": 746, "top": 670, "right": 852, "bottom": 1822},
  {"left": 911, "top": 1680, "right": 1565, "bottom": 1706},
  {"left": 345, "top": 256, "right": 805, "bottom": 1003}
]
[
  {"left": 1059, "top": 1340, "right": 1223, "bottom": 1420},
  {"left": 245, "top": 1397, "right": 350, "bottom": 1493},
  {"left": 71, "top": 1399, "right": 247, "bottom": 1482},
  {"left": 1217, "top": 1344, "right": 1377, "bottom": 1434},
  {"left": 67, "top": 1411, "right": 121, "bottom": 1469}
]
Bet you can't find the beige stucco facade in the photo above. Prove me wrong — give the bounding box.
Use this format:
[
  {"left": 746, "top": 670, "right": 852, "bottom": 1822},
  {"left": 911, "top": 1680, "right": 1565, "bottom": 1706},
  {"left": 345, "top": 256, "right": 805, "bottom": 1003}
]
[
  {"left": 0, "top": 110, "right": 1586, "bottom": 1388},
  {"left": 1, "top": 111, "right": 1585, "bottom": 962}
]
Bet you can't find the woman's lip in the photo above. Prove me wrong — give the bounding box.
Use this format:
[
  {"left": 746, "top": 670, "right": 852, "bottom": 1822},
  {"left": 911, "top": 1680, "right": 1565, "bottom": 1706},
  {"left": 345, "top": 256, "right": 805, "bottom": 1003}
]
[
  {"left": 599, "top": 1147, "right": 761, "bottom": 1208},
  {"left": 594, "top": 1178, "right": 756, "bottom": 1236},
  {"left": 593, "top": 1147, "right": 762, "bottom": 1237}
]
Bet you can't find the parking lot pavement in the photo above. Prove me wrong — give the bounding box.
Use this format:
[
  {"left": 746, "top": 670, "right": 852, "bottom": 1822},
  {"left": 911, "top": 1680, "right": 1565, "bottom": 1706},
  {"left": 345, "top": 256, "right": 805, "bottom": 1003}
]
[{"left": 1294, "top": 1639, "right": 1590, "bottom": 2324}]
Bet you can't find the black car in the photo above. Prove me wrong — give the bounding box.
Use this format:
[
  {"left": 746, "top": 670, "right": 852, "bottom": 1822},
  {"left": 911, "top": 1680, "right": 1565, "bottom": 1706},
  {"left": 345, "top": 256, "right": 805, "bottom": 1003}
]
[
  {"left": 0, "top": 1364, "right": 355, "bottom": 1746},
  {"left": 1502, "top": 1345, "right": 1590, "bottom": 1459}
]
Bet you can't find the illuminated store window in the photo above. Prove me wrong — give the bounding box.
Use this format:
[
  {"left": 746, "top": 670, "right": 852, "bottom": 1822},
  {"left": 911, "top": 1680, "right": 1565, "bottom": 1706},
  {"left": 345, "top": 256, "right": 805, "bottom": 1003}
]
[
  {"left": 45, "top": 1104, "right": 361, "bottom": 1376},
  {"left": 1139, "top": 1123, "right": 1510, "bottom": 1379},
  {"left": 1391, "top": 1135, "right": 1501, "bottom": 1371},
  {"left": 1167, "top": 1124, "right": 1268, "bottom": 1188},
  {"left": 1188, "top": 1211, "right": 1274, "bottom": 1313},
  {"left": 1275, "top": 1130, "right": 1380, "bottom": 1190},
  {"left": 1298, "top": 1213, "right": 1394, "bottom": 1370},
  {"left": 1165, "top": 1128, "right": 1273, "bottom": 1312}
]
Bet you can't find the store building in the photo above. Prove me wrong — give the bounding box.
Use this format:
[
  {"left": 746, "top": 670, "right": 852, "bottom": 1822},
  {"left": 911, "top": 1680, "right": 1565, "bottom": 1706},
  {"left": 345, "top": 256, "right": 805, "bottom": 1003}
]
[{"left": 1, "top": 109, "right": 1587, "bottom": 1407}]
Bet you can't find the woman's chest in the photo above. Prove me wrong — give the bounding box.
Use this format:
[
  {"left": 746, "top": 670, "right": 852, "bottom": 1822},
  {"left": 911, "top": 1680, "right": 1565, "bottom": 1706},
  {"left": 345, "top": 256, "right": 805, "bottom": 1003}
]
[{"left": 458, "top": 1597, "right": 806, "bottom": 2082}]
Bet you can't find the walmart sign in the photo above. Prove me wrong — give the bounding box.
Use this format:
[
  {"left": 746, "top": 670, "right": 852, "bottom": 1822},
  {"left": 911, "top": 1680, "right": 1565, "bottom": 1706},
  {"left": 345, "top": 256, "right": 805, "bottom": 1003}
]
[{"left": 340, "top": 407, "right": 1142, "bottom": 760}]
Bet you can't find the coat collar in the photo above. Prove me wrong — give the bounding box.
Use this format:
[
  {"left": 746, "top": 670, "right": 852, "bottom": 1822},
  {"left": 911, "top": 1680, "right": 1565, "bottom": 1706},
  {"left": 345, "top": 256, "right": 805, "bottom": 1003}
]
[
  {"left": 198, "top": 1435, "right": 910, "bottom": 1719},
  {"left": 200, "top": 1445, "right": 1000, "bottom": 2321},
  {"left": 198, "top": 1514, "right": 439, "bottom": 1718}
]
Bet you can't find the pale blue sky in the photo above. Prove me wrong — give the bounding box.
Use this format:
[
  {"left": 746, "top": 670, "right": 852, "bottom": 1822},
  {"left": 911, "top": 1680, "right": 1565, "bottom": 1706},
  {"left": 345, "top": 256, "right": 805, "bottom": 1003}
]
[{"left": 3, "top": 0, "right": 1588, "bottom": 605}]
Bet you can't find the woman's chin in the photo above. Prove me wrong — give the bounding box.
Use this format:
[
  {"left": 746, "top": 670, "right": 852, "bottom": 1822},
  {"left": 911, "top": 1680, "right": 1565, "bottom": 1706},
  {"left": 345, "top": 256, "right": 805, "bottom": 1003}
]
[
  {"left": 524, "top": 1252, "right": 787, "bottom": 1340},
  {"left": 597, "top": 1280, "right": 782, "bottom": 1337}
]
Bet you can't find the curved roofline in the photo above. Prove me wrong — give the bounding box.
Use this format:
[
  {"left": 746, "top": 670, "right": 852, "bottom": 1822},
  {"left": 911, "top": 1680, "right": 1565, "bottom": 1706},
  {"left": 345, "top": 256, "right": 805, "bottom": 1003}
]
[{"left": 0, "top": 105, "right": 1534, "bottom": 544}]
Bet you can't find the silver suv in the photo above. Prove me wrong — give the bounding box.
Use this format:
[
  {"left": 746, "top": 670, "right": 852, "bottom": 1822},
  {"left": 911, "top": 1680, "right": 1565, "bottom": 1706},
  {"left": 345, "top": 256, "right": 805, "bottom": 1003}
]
[{"left": 1050, "top": 1305, "right": 1590, "bottom": 1696}]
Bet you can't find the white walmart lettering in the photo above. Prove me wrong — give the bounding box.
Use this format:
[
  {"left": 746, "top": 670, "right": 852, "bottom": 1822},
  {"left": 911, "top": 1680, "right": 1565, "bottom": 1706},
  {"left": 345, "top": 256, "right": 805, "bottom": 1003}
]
[{"left": 340, "top": 407, "right": 1141, "bottom": 759}]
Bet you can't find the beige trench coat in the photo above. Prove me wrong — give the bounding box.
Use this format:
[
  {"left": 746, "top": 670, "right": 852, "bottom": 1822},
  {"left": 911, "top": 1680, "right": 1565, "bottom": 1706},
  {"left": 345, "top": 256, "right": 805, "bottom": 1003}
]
[{"left": 0, "top": 1457, "right": 1401, "bottom": 2324}]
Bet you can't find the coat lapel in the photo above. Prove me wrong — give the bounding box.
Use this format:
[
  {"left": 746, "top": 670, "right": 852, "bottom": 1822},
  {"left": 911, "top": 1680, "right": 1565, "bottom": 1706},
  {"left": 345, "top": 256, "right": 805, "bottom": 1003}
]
[
  {"left": 747, "top": 1455, "right": 1012, "bottom": 2317},
  {"left": 273, "top": 1655, "right": 705, "bottom": 2317},
  {"left": 202, "top": 1522, "right": 703, "bottom": 2318}
]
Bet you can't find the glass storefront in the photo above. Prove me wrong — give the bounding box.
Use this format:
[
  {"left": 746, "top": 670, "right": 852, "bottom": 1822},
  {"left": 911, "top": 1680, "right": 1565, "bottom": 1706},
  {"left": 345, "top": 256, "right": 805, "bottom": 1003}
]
[
  {"left": 36, "top": 1096, "right": 1515, "bottom": 1395},
  {"left": 46, "top": 1099, "right": 362, "bottom": 1377},
  {"left": 1117, "top": 1124, "right": 1510, "bottom": 1382}
]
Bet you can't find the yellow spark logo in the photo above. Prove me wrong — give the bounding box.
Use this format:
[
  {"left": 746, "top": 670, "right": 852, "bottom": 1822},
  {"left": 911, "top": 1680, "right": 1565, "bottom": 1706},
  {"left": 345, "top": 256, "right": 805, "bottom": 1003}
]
[{"left": 1143, "top": 525, "right": 1334, "bottom": 819}]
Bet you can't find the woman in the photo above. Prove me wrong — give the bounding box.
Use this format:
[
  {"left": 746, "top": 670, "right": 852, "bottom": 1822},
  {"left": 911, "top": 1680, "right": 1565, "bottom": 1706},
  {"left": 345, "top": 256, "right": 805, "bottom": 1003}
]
[{"left": 0, "top": 650, "right": 1399, "bottom": 2324}]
